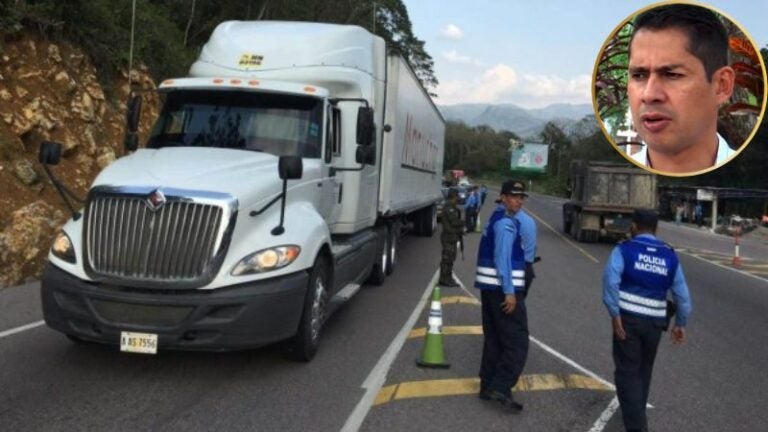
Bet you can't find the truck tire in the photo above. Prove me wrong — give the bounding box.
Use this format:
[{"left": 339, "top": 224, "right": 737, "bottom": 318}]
[
  {"left": 416, "top": 205, "right": 436, "bottom": 237},
  {"left": 386, "top": 223, "right": 398, "bottom": 275},
  {"left": 66, "top": 334, "right": 88, "bottom": 344},
  {"left": 573, "top": 212, "right": 585, "bottom": 242},
  {"left": 367, "top": 231, "right": 388, "bottom": 285},
  {"left": 562, "top": 204, "right": 572, "bottom": 234},
  {"left": 288, "top": 257, "right": 329, "bottom": 362}
]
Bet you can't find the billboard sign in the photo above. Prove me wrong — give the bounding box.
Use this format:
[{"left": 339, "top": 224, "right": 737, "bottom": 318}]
[{"left": 510, "top": 142, "right": 548, "bottom": 172}]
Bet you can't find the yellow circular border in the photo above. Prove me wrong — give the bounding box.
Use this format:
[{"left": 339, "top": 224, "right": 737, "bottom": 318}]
[{"left": 591, "top": 0, "right": 768, "bottom": 177}]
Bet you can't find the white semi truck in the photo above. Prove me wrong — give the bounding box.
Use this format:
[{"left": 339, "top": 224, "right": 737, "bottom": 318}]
[{"left": 39, "top": 21, "right": 445, "bottom": 360}]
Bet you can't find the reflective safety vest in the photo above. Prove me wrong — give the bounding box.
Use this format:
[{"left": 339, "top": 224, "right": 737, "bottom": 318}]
[
  {"left": 618, "top": 236, "right": 679, "bottom": 320},
  {"left": 474, "top": 211, "right": 526, "bottom": 291}
]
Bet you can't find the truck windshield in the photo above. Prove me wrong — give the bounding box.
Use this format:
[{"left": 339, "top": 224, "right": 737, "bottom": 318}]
[{"left": 147, "top": 89, "right": 323, "bottom": 158}]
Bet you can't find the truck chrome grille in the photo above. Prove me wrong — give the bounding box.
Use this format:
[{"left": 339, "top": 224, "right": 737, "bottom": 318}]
[{"left": 84, "top": 186, "right": 237, "bottom": 288}]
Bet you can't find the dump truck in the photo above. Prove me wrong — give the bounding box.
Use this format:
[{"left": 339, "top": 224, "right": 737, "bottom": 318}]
[
  {"left": 38, "top": 21, "right": 445, "bottom": 360},
  {"left": 562, "top": 161, "right": 657, "bottom": 242}
]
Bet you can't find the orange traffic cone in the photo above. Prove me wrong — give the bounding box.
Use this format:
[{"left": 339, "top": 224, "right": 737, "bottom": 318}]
[{"left": 416, "top": 286, "right": 450, "bottom": 368}]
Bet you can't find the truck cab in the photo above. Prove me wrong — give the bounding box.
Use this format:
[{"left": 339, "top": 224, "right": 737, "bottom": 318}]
[{"left": 39, "top": 21, "right": 444, "bottom": 361}]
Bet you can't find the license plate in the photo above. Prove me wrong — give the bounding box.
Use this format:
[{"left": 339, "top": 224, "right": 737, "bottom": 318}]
[{"left": 120, "top": 331, "right": 158, "bottom": 354}]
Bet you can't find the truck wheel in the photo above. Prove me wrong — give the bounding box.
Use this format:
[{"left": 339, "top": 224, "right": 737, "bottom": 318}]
[
  {"left": 417, "top": 205, "right": 436, "bottom": 237},
  {"left": 573, "top": 213, "right": 585, "bottom": 242},
  {"left": 66, "top": 334, "right": 88, "bottom": 344},
  {"left": 288, "top": 257, "right": 329, "bottom": 362},
  {"left": 367, "top": 231, "right": 388, "bottom": 285},
  {"left": 386, "top": 223, "right": 398, "bottom": 275}
]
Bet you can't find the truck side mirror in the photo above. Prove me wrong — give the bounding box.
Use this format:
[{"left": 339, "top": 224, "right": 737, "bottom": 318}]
[
  {"left": 356, "top": 106, "right": 374, "bottom": 146},
  {"left": 278, "top": 155, "right": 303, "bottom": 180},
  {"left": 124, "top": 134, "right": 139, "bottom": 153},
  {"left": 355, "top": 145, "right": 375, "bottom": 165},
  {"left": 124, "top": 95, "right": 142, "bottom": 153},
  {"left": 39, "top": 141, "right": 63, "bottom": 165},
  {"left": 126, "top": 95, "right": 142, "bottom": 133}
]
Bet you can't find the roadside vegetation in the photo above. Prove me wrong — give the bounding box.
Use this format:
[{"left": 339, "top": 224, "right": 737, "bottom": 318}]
[{"left": 0, "top": 0, "right": 437, "bottom": 92}]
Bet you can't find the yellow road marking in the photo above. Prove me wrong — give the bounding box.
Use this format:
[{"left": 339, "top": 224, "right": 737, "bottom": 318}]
[
  {"left": 373, "top": 374, "right": 612, "bottom": 406},
  {"left": 525, "top": 207, "right": 600, "bottom": 264},
  {"left": 441, "top": 295, "right": 480, "bottom": 305},
  {"left": 408, "top": 325, "right": 483, "bottom": 339},
  {"left": 374, "top": 384, "right": 398, "bottom": 406}
]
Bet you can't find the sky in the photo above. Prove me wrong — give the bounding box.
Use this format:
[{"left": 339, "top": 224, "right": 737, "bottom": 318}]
[{"left": 402, "top": 0, "right": 768, "bottom": 109}]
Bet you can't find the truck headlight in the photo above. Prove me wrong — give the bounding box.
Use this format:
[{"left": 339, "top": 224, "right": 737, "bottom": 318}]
[
  {"left": 231, "top": 245, "right": 301, "bottom": 276},
  {"left": 51, "top": 231, "right": 76, "bottom": 264}
]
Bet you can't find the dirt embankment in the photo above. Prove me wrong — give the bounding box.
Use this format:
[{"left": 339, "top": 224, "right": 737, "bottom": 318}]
[{"left": 0, "top": 30, "right": 160, "bottom": 288}]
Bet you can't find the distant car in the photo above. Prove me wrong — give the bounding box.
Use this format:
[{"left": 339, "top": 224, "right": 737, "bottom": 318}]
[{"left": 456, "top": 185, "right": 469, "bottom": 204}]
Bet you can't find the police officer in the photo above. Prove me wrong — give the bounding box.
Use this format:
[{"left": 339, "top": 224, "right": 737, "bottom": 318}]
[
  {"left": 603, "top": 209, "right": 692, "bottom": 432},
  {"left": 474, "top": 180, "right": 530, "bottom": 413},
  {"left": 439, "top": 188, "right": 463, "bottom": 287},
  {"left": 464, "top": 187, "right": 479, "bottom": 232}
]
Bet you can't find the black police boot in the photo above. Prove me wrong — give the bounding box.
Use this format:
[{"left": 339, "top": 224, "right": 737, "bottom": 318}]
[
  {"left": 438, "top": 277, "right": 459, "bottom": 287},
  {"left": 483, "top": 389, "right": 523, "bottom": 413}
]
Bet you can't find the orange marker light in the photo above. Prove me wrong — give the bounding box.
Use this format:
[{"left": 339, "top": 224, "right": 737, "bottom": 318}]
[
  {"left": 248, "top": 80, "right": 260, "bottom": 86},
  {"left": 213, "top": 78, "right": 224, "bottom": 84},
  {"left": 304, "top": 86, "right": 316, "bottom": 93}
]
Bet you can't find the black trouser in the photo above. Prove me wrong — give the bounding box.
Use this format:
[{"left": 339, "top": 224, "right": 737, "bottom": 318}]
[
  {"left": 613, "top": 314, "right": 664, "bottom": 432},
  {"left": 479, "top": 290, "right": 529, "bottom": 395},
  {"left": 465, "top": 207, "right": 477, "bottom": 231}
]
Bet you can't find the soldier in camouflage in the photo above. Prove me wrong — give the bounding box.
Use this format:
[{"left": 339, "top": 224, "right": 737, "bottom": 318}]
[{"left": 439, "top": 189, "right": 464, "bottom": 287}]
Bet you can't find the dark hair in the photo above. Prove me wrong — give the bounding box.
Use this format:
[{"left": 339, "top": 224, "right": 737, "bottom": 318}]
[
  {"left": 630, "top": 4, "right": 729, "bottom": 81},
  {"left": 632, "top": 209, "right": 659, "bottom": 232}
]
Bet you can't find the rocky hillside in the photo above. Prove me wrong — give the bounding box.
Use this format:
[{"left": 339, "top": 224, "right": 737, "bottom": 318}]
[{"left": 0, "top": 31, "right": 160, "bottom": 288}]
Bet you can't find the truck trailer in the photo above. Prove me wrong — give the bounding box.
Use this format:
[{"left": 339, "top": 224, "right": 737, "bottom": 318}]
[
  {"left": 39, "top": 21, "right": 445, "bottom": 361},
  {"left": 562, "top": 160, "right": 657, "bottom": 242}
]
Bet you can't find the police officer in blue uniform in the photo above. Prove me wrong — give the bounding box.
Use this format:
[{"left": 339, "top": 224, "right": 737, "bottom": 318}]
[
  {"left": 516, "top": 206, "right": 537, "bottom": 297},
  {"left": 603, "top": 209, "right": 692, "bottom": 432},
  {"left": 486, "top": 196, "right": 538, "bottom": 297},
  {"left": 474, "top": 180, "right": 532, "bottom": 413}
]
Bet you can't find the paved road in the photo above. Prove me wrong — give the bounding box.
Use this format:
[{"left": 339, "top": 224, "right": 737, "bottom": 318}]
[{"left": 1, "top": 192, "right": 766, "bottom": 431}]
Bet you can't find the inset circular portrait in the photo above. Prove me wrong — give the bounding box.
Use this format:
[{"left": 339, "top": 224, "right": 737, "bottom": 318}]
[{"left": 593, "top": 1, "right": 767, "bottom": 176}]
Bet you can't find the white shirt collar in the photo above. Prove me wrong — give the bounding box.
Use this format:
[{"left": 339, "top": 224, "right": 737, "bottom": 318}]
[{"left": 629, "top": 133, "right": 733, "bottom": 169}]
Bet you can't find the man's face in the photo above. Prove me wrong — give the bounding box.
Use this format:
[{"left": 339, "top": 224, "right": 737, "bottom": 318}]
[
  {"left": 501, "top": 194, "right": 524, "bottom": 213},
  {"left": 627, "top": 27, "right": 729, "bottom": 159}
]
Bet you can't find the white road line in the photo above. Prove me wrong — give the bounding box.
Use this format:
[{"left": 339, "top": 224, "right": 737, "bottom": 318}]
[
  {"left": 340, "top": 269, "right": 440, "bottom": 432},
  {"left": 529, "top": 335, "right": 615, "bottom": 391},
  {"left": 525, "top": 207, "right": 600, "bottom": 264},
  {"left": 0, "top": 320, "right": 45, "bottom": 339},
  {"left": 682, "top": 250, "right": 768, "bottom": 283},
  {"left": 588, "top": 396, "right": 620, "bottom": 432}
]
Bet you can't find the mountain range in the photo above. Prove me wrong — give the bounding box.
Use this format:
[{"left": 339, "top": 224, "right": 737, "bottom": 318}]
[{"left": 438, "top": 102, "right": 598, "bottom": 140}]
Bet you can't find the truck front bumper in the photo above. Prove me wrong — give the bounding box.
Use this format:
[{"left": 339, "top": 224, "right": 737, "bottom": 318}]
[{"left": 41, "top": 263, "right": 308, "bottom": 351}]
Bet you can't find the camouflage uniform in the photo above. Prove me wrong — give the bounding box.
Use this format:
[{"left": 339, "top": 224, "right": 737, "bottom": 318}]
[{"left": 439, "top": 192, "right": 464, "bottom": 286}]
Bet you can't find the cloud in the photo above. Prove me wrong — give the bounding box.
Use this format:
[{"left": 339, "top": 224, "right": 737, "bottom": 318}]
[
  {"left": 441, "top": 50, "right": 483, "bottom": 66},
  {"left": 440, "top": 24, "right": 464, "bottom": 40},
  {"left": 435, "top": 64, "right": 591, "bottom": 108}
]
